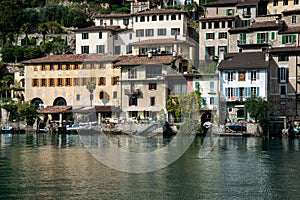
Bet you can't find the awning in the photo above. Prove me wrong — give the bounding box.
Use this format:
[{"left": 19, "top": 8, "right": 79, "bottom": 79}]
[{"left": 37, "top": 106, "right": 72, "bottom": 114}]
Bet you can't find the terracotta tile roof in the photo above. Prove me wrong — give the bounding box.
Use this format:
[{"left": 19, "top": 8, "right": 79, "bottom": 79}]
[
  {"left": 115, "top": 55, "right": 177, "bottom": 66},
  {"left": 133, "top": 8, "right": 187, "bottom": 15},
  {"left": 218, "top": 52, "right": 268, "bottom": 70},
  {"left": 75, "top": 25, "right": 129, "bottom": 32},
  {"left": 279, "top": 26, "right": 300, "bottom": 34},
  {"left": 22, "top": 54, "right": 119, "bottom": 64},
  {"left": 37, "top": 106, "right": 72, "bottom": 114},
  {"left": 95, "top": 13, "right": 131, "bottom": 18},
  {"left": 269, "top": 46, "right": 300, "bottom": 53},
  {"left": 129, "top": 38, "right": 196, "bottom": 46}
]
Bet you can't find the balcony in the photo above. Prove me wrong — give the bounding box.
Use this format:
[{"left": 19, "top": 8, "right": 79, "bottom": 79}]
[
  {"left": 125, "top": 88, "right": 142, "bottom": 96},
  {"left": 237, "top": 39, "right": 269, "bottom": 48}
]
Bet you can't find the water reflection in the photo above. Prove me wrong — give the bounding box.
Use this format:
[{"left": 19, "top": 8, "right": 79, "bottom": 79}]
[{"left": 1, "top": 134, "right": 300, "bottom": 199}]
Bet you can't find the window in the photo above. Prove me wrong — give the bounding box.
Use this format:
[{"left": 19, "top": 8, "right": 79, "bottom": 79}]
[
  {"left": 150, "top": 97, "right": 155, "bottom": 106},
  {"left": 202, "top": 97, "right": 207, "bottom": 105},
  {"left": 129, "top": 33, "right": 132, "bottom": 40},
  {"left": 96, "top": 45, "right": 105, "bottom": 54},
  {"left": 149, "top": 83, "right": 157, "bottom": 90},
  {"left": 81, "top": 78, "right": 87, "bottom": 86},
  {"left": 128, "top": 68, "right": 137, "bottom": 79},
  {"left": 159, "top": 15, "right": 164, "bottom": 21},
  {"left": 171, "top": 14, "right": 176, "bottom": 20},
  {"left": 66, "top": 78, "right": 71, "bottom": 86},
  {"left": 205, "top": 46, "right": 215, "bottom": 60},
  {"left": 111, "top": 76, "right": 119, "bottom": 85},
  {"left": 41, "top": 79, "right": 46, "bottom": 87},
  {"left": 171, "top": 28, "right": 180, "bottom": 36},
  {"left": 81, "top": 46, "right": 89, "bottom": 54},
  {"left": 50, "top": 78, "right": 55, "bottom": 86},
  {"left": 209, "top": 81, "right": 214, "bottom": 93},
  {"left": 292, "top": 16, "right": 297, "bottom": 24},
  {"left": 206, "top": 33, "right": 215, "bottom": 40},
  {"left": 99, "top": 32, "right": 102, "bottom": 39},
  {"left": 41, "top": 64, "right": 46, "bottom": 71},
  {"left": 166, "top": 15, "right": 169, "bottom": 20},
  {"left": 225, "top": 71, "right": 235, "bottom": 81},
  {"left": 295, "top": 0, "right": 299, "bottom": 4},
  {"left": 257, "top": 32, "right": 268, "bottom": 44},
  {"left": 76, "top": 94, "right": 80, "bottom": 101},
  {"left": 225, "top": 88, "right": 234, "bottom": 99},
  {"left": 283, "top": 0, "right": 288, "bottom": 5},
  {"left": 278, "top": 54, "right": 289, "bottom": 61},
  {"left": 238, "top": 72, "right": 246, "bottom": 81},
  {"left": 146, "top": 66, "right": 162, "bottom": 78},
  {"left": 250, "top": 70, "right": 258, "bottom": 81},
  {"left": 152, "top": 15, "right": 157, "bottom": 21},
  {"left": 100, "top": 91, "right": 105, "bottom": 99},
  {"left": 273, "top": 0, "right": 278, "bottom": 6},
  {"left": 74, "top": 78, "right": 79, "bottom": 86},
  {"left": 113, "top": 91, "right": 117, "bottom": 99},
  {"left": 57, "top": 78, "right": 63, "bottom": 86},
  {"left": 214, "top": 22, "right": 219, "bottom": 28},
  {"left": 136, "top": 29, "right": 144, "bottom": 37},
  {"left": 210, "top": 97, "right": 217, "bottom": 105},
  {"left": 99, "top": 77, "right": 106, "bottom": 86},
  {"left": 271, "top": 32, "right": 276, "bottom": 40},
  {"left": 226, "top": 9, "right": 234, "bottom": 16},
  {"left": 208, "top": 22, "right": 212, "bottom": 29},
  {"left": 157, "top": 28, "right": 166, "bottom": 36},
  {"left": 145, "top": 29, "right": 154, "bottom": 37},
  {"left": 178, "top": 14, "right": 181, "bottom": 20},
  {"left": 100, "top": 63, "right": 105, "bottom": 69},
  {"left": 114, "top": 34, "right": 118, "bottom": 40},
  {"left": 140, "top": 16, "right": 145, "bottom": 22},
  {"left": 282, "top": 35, "right": 296, "bottom": 44},
  {"left": 82, "top": 32, "right": 89, "bottom": 39},
  {"left": 123, "top": 18, "right": 129, "bottom": 26},
  {"left": 219, "top": 32, "right": 227, "bottom": 39},
  {"left": 280, "top": 85, "right": 287, "bottom": 97},
  {"left": 202, "top": 22, "right": 206, "bottom": 29},
  {"left": 129, "top": 96, "right": 137, "bottom": 106},
  {"left": 243, "top": 7, "right": 251, "bottom": 16},
  {"left": 250, "top": 87, "right": 259, "bottom": 96},
  {"left": 100, "top": 19, "right": 103, "bottom": 25},
  {"left": 114, "top": 46, "right": 120, "bottom": 55},
  {"left": 239, "top": 33, "right": 246, "bottom": 44},
  {"left": 228, "top": 20, "right": 232, "bottom": 28},
  {"left": 110, "top": 19, "right": 113, "bottom": 25},
  {"left": 279, "top": 67, "right": 288, "bottom": 83},
  {"left": 32, "top": 79, "right": 38, "bottom": 87},
  {"left": 222, "top": 21, "right": 226, "bottom": 28}
]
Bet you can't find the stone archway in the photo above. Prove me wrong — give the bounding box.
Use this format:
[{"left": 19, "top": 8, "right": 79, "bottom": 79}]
[{"left": 53, "top": 97, "right": 67, "bottom": 106}]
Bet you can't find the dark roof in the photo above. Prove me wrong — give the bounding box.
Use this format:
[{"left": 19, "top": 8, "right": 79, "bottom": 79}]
[
  {"left": 22, "top": 54, "right": 119, "bottom": 64},
  {"left": 278, "top": 26, "right": 300, "bottom": 34},
  {"left": 75, "top": 25, "right": 129, "bottom": 32},
  {"left": 236, "top": 0, "right": 260, "bottom": 7},
  {"left": 37, "top": 106, "right": 72, "bottom": 114},
  {"left": 72, "top": 106, "right": 121, "bottom": 113},
  {"left": 115, "top": 55, "right": 178, "bottom": 66},
  {"left": 205, "top": 0, "right": 239, "bottom": 7},
  {"left": 199, "top": 16, "right": 237, "bottom": 22},
  {"left": 269, "top": 46, "right": 300, "bottom": 53},
  {"left": 132, "top": 8, "right": 187, "bottom": 16},
  {"left": 229, "top": 20, "right": 283, "bottom": 33},
  {"left": 282, "top": 9, "right": 300, "bottom": 15},
  {"left": 218, "top": 52, "right": 268, "bottom": 70}
]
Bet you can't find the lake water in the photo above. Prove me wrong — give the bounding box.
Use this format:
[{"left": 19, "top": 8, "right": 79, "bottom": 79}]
[{"left": 1, "top": 133, "right": 300, "bottom": 199}]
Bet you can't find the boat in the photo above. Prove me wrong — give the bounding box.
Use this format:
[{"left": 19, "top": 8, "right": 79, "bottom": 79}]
[
  {"left": 226, "top": 124, "right": 247, "bottom": 132},
  {"left": 66, "top": 124, "right": 92, "bottom": 133},
  {"left": 2, "top": 125, "right": 14, "bottom": 133}
]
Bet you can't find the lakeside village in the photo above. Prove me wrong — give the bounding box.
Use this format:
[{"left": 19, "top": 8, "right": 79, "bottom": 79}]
[{"left": 2, "top": 0, "right": 300, "bottom": 138}]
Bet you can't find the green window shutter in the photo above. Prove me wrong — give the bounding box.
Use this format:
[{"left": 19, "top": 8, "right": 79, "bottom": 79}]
[
  {"left": 282, "top": 35, "right": 286, "bottom": 44},
  {"left": 243, "top": 33, "right": 246, "bottom": 44},
  {"left": 206, "top": 33, "right": 208, "bottom": 40},
  {"left": 218, "top": 32, "right": 221, "bottom": 39},
  {"left": 232, "top": 9, "right": 235, "bottom": 15},
  {"left": 293, "top": 35, "right": 296, "bottom": 42},
  {"left": 257, "top": 33, "right": 261, "bottom": 44},
  {"left": 226, "top": 9, "right": 229, "bottom": 16},
  {"left": 278, "top": 55, "right": 282, "bottom": 62},
  {"left": 247, "top": 20, "right": 250, "bottom": 27},
  {"left": 212, "top": 33, "right": 215, "bottom": 39},
  {"left": 266, "top": 33, "right": 269, "bottom": 43},
  {"left": 271, "top": 32, "right": 275, "bottom": 40}
]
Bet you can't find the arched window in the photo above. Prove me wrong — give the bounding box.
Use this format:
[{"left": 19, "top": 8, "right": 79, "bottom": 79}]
[{"left": 53, "top": 97, "right": 67, "bottom": 106}]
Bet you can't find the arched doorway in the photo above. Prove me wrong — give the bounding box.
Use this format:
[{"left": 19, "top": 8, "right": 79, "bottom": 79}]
[
  {"left": 53, "top": 97, "right": 67, "bottom": 106},
  {"left": 31, "top": 98, "right": 44, "bottom": 109}
]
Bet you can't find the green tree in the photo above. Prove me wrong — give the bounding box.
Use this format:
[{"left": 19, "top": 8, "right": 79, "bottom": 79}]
[
  {"left": 244, "top": 94, "right": 269, "bottom": 133},
  {"left": 17, "top": 101, "right": 37, "bottom": 125},
  {"left": 20, "top": 23, "right": 31, "bottom": 46},
  {"left": 38, "top": 23, "right": 49, "bottom": 42},
  {"left": 0, "top": 42, "right": 16, "bottom": 62}
]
